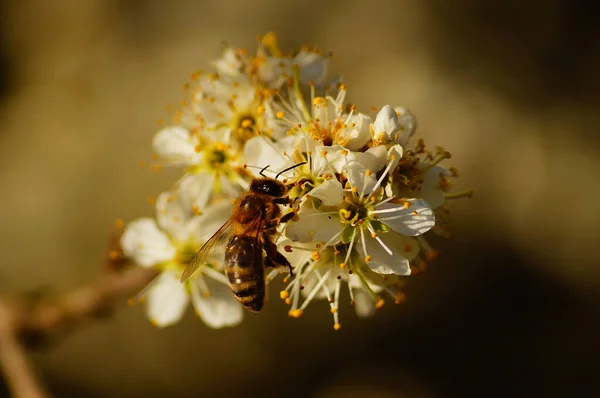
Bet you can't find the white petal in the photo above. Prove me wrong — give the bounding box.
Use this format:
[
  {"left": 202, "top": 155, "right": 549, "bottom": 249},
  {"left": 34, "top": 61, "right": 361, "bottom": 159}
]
[
  {"left": 185, "top": 199, "right": 234, "bottom": 244},
  {"left": 152, "top": 126, "right": 200, "bottom": 165},
  {"left": 308, "top": 179, "right": 344, "bottom": 206},
  {"left": 286, "top": 208, "right": 343, "bottom": 244},
  {"left": 359, "top": 232, "right": 414, "bottom": 275},
  {"left": 156, "top": 191, "right": 190, "bottom": 242},
  {"left": 352, "top": 288, "right": 376, "bottom": 318},
  {"left": 190, "top": 274, "right": 243, "bottom": 329},
  {"left": 121, "top": 218, "right": 175, "bottom": 267},
  {"left": 244, "top": 136, "right": 294, "bottom": 177},
  {"left": 373, "top": 199, "right": 435, "bottom": 236},
  {"left": 420, "top": 165, "right": 448, "bottom": 209},
  {"left": 352, "top": 145, "right": 388, "bottom": 173},
  {"left": 146, "top": 271, "right": 189, "bottom": 327},
  {"left": 294, "top": 51, "right": 329, "bottom": 83},
  {"left": 394, "top": 107, "right": 417, "bottom": 146},
  {"left": 387, "top": 144, "right": 404, "bottom": 171},
  {"left": 346, "top": 161, "right": 378, "bottom": 195},
  {"left": 213, "top": 47, "right": 243, "bottom": 77},
  {"left": 373, "top": 105, "right": 401, "bottom": 143},
  {"left": 343, "top": 113, "right": 372, "bottom": 150},
  {"left": 177, "top": 172, "right": 216, "bottom": 211}
]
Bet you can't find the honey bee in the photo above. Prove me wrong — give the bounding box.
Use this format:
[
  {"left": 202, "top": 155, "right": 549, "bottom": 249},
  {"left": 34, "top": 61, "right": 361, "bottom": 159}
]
[{"left": 180, "top": 163, "right": 305, "bottom": 312}]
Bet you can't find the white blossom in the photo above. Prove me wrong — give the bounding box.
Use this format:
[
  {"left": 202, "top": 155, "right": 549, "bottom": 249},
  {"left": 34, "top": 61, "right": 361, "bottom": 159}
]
[{"left": 121, "top": 193, "right": 242, "bottom": 328}]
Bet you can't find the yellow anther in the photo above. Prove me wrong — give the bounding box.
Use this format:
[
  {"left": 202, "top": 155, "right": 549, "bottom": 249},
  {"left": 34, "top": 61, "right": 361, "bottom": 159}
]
[
  {"left": 364, "top": 255, "right": 372, "bottom": 263},
  {"left": 284, "top": 298, "right": 291, "bottom": 305},
  {"left": 276, "top": 111, "right": 285, "bottom": 118},
  {"left": 376, "top": 298, "right": 385, "bottom": 309},
  {"left": 371, "top": 232, "right": 378, "bottom": 238},
  {"left": 288, "top": 309, "right": 303, "bottom": 318},
  {"left": 214, "top": 142, "right": 226, "bottom": 151},
  {"left": 339, "top": 262, "right": 346, "bottom": 269},
  {"left": 127, "top": 298, "right": 136, "bottom": 306},
  {"left": 394, "top": 293, "right": 406, "bottom": 304},
  {"left": 150, "top": 319, "right": 159, "bottom": 327},
  {"left": 403, "top": 201, "right": 411, "bottom": 209},
  {"left": 191, "top": 205, "right": 202, "bottom": 215},
  {"left": 351, "top": 186, "right": 358, "bottom": 193},
  {"left": 333, "top": 323, "right": 342, "bottom": 330},
  {"left": 330, "top": 308, "right": 337, "bottom": 314},
  {"left": 108, "top": 250, "right": 120, "bottom": 260},
  {"left": 365, "top": 169, "right": 372, "bottom": 176},
  {"left": 426, "top": 250, "right": 440, "bottom": 261},
  {"left": 114, "top": 218, "right": 124, "bottom": 229},
  {"left": 202, "top": 291, "right": 211, "bottom": 297},
  {"left": 312, "top": 251, "right": 321, "bottom": 261},
  {"left": 280, "top": 291, "right": 289, "bottom": 300}
]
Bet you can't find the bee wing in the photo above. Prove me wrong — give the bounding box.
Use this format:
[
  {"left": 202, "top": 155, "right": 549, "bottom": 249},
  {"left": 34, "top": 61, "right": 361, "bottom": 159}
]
[{"left": 180, "top": 219, "right": 234, "bottom": 283}]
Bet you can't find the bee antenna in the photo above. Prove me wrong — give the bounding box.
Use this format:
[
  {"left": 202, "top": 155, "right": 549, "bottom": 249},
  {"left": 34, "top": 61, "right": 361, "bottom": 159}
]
[
  {"left": 275, "top": 162, "right": 307, "bottom": 179},
  {"left": 259, "top": 164, "right": 270, "bottom": 177}
]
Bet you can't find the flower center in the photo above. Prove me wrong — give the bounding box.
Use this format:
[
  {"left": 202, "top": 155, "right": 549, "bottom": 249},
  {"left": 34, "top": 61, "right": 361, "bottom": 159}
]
[
  {"left": 339, "top": 202, "right": 368, "bottom": 226},
  {"left": 233, "top": 113, "right": 258, "bottom": 144},
  {"left": 176, "top": 245, "right": 198, "bottom": 267}
]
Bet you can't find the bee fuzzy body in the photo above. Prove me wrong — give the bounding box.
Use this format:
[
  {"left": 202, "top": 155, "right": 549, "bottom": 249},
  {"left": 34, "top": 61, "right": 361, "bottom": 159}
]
[
  {"left": 224, "top": 235, "right": 265, "bottom": 312},
  {"left": 181, "top": 174, "right": 300, "bottom": 313}
]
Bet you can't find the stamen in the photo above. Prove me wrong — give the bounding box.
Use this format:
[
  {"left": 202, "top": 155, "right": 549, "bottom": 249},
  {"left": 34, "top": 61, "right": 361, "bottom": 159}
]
[
  {"left": 416, "top": 236, "right": 439, "bottom": 261},
  {"left": 444, "top": 189, "right": 474, "bottom": 200},
  {"left": 359, "top": 227, "right": 369, "bottom": 261},
  {"left": 299, "top": 270, "right": 331, "bottom": 311},
  {"left": 364, "top": 156, "right": 396, "bottom": 201},
  {"left": 343, "top": 228, "right": 358, "bottom": 266}
]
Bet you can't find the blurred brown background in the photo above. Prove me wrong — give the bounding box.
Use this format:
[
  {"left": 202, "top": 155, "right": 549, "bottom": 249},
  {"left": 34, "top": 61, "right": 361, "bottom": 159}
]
[{"left": 1, "top": 0, "right": 599, "bottom": 397}]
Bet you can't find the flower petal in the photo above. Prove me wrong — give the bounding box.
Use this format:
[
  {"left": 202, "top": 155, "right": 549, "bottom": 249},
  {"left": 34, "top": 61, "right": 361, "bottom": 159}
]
[
  {"left": 308, "top": 179, "right": 344, "bottom": 206},
  {"left": 359, "top": 231, "right": 414, "bottom": 275},
  {"left": 185, "top": 199, "right": 234, "bottom": 244},
  {"left": 295, "top": 51, "right": 329, "bottom": 84},
  {"left": 286, "top": 208, "right": 343, "bottom": 244},
  {"left": 373, "top": 105, "right": 401, "bottom": 143},
  {"left": 244, "top": 136, "right": 295, "bottom": 178},
  {"left": 420, "top": 165, "right": 448, "bottom": 209},
  {"left": 190, "top": 273, "right": 243, "bottom": 329},
  {"left": 372, "top": 199, "right": 435, "bottom": 236},
  {"left": 352, "top": 288, "right": 376, "bottom": 318},
  {"left": 156, "top": 191, "right": 190, "bottom": 242},
  {"left": 394, "top": 107, "right": 417, "bottom": 146},
  {"left": 152, "top": 126, "right": 200, "bottom": 165},
  {"left": 146, "top": 271, "right": 189, "bottom": 327},
  {"left": 343, "top": 113, "right": 372, "bottom": 150},
  {"left": 178, "top": 172, "right": 216, "bottom": 211},
  {"left": 346, "top": 160, "right": 377, "bottom": 195},
  {"left": 121, "top": 218, "right": 175, "bottom": 267}
]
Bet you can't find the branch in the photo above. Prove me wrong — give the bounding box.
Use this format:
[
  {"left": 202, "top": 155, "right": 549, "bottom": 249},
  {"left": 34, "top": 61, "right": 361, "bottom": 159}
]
[
  {"left": 0, "top": 298, "right": 48, "bottom": 398},
  {"left": 0, "top": 266, "right": 159, "bottom": 397}
]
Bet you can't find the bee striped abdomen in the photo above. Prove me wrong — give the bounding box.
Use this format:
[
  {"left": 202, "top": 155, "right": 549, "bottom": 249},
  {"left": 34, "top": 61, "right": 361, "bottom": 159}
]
[{"left": 224, "top": 235, "right": 265, "bottom": 312}]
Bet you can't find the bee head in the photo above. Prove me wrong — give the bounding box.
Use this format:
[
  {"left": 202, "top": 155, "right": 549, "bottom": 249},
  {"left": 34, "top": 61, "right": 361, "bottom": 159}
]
[{"left": 250, "top": 178, "right": 287, "bottom": 197}]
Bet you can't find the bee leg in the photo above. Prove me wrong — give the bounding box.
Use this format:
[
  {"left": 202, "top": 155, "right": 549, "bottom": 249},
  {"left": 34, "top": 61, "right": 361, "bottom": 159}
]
[
  {"left": 264, "top": 239, "right": 294, "bottom": 277},
  {"left": 279, "top": 211, "right": 296, "bottom": 224},
  {"left": 273, "top": 196, "right": 292, "bottom": 205}
]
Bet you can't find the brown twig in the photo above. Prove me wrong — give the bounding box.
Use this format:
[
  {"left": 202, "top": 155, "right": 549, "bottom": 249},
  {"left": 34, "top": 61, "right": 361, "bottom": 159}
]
[{"left": 0, "top": 266, "right": 159, "bottom": 397}]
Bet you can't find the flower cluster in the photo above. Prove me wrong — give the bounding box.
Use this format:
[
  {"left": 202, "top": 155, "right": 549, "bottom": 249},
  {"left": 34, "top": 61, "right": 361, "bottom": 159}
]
[{"left": 119, "top": 33, "right": 471, "bottom": 329}]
